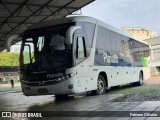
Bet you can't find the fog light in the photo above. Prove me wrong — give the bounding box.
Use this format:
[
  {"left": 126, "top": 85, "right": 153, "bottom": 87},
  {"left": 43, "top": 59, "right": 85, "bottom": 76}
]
[
  {"left": 68, "top": 84, "right": 73, "bottom": 89},
  {"left": 70, "top": 73, "right": 74, "bottom": 77}
]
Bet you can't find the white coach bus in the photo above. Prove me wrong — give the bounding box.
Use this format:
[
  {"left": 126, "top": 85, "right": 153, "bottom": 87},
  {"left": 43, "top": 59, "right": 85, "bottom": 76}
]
[{"left": 20, "top": 16, "right": 149, "bottom": 97}]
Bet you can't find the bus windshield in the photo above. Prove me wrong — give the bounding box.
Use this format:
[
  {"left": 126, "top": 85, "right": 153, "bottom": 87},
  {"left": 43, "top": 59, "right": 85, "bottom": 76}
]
[{"left": 20, "top": 23, "right": 73, "bottom": 74}]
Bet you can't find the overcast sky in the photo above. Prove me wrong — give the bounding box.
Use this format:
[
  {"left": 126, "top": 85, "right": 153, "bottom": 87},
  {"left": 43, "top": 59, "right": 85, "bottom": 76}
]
[{"left": 81, "top": 0, "right": 160, "bottom": 36}]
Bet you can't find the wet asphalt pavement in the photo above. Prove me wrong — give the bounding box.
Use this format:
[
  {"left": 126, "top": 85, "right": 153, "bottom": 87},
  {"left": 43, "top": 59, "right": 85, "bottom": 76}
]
[
  {"left": 0, "top": 92, "right": 123, "bottom": 111},
  {"left": 1, "top": 92, "right": 160, "bottom": 120},
  {"left": 1, "top": 77, "right": 160, "bottom": 120},
  {"left": 0, "top": 92, "right": 127, "bottom": 120}
]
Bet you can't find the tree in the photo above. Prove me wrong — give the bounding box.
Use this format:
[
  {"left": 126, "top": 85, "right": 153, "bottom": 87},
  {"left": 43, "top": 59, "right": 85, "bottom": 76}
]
[{"left": 0, "top": 52, "right": 19, "bottom": 66}]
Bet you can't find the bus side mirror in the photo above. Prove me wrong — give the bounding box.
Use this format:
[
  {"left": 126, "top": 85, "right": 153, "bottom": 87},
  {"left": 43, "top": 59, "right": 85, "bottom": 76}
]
[
  {"left": 66, "top": 26, "right": 81, "bottom": 45},
  {"left": 6, "top": 35, "right": 21, "bottom": 52}
]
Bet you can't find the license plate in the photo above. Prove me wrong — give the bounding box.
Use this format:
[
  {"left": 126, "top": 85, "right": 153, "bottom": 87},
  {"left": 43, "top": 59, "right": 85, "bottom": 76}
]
[{"left": 38, "top": 88, "right": 48, "bottom": 94}]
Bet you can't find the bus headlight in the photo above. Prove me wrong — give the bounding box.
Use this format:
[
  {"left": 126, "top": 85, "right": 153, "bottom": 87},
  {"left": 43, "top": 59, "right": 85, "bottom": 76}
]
[
  {"left": 67, "top": 73, "right": 75, "bottom": 78},
  {"left": 55, "top": 73, "right": 75, "bottom": 81}
]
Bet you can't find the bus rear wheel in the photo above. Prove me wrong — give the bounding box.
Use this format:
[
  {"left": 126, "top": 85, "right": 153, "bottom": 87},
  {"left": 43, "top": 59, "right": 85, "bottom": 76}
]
[
  {"left": 132, "top": 72, "right": 143, "bottom": 86},
  {"left": 92, "top": 75, "right": 106, "bottom": 95},
  {"left": 138, "top": 72, "right": 143, "bottom": 86}
]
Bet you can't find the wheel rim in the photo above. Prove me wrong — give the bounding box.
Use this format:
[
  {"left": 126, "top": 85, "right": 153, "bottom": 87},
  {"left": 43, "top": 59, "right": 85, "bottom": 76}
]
[{"left": 98, "top": 79, "right": 104, "bottom": 93}]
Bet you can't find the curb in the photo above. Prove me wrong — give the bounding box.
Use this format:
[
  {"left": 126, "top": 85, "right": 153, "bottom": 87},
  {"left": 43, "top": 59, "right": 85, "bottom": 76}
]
[{"left": 0, "top": 90, "right": 22, "bottom": 93}]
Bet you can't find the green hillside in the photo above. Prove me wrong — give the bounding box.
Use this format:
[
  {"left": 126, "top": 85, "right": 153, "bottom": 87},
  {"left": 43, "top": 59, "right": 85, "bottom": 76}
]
[{"left": 0, "top": 52, "right": 19, "bottom": 66}]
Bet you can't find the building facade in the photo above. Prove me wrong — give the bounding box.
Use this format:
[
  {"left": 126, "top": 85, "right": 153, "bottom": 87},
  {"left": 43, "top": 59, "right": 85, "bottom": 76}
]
[
  {"left": 0, "top": 66, "right": 19, "bottom": 83},
  {"left": 122, "top": 27, "right": 157, "bottom": 40},
  {"left": 144, "top": 37, "right": 160, "bottom": 75}
]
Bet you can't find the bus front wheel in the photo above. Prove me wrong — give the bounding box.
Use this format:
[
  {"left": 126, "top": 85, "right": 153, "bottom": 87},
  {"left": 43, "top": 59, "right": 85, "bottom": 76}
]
[
  {"left": 55, "top": 94, "right": 68, "bottom": 99},
  {"left": 92, "top": 75, "right": 106, "bottom": 95}
]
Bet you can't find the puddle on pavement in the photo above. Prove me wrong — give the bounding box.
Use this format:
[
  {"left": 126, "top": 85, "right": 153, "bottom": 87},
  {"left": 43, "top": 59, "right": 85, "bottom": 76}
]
[{"left": 27, "top": 95, "right": 87, "bottom": 111}]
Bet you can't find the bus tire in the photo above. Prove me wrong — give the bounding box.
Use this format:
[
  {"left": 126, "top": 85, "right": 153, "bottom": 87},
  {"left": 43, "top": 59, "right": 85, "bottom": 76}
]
[
  {"left": 55, "top": 94, "right": 68, "bottom": 99},
  {"left": 133, "top": 72, "right": 143, "bottom": 86},
  {"left": 92, "top": 75, "right": 106, "bottom": 95},
  {"left": 138, "top": 72, "right": 143, "bottom": 86}
]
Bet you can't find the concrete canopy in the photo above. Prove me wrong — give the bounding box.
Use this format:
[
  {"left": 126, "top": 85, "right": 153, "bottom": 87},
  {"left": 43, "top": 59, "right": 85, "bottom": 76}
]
[{"left": 0, "top": 0, "right": 94, "bottom": 51}]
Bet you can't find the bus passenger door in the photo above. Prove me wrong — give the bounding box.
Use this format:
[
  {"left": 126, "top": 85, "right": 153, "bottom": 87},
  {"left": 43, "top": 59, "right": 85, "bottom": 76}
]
[{"left": 75, "top": 35, "right": 91, "bottom": 92}]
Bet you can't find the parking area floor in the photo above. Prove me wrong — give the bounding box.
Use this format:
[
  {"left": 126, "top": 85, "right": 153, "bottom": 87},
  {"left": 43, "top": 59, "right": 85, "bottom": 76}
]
[
  {"left": 0, "top": 92, "right": 160, "bottom": 119},
  {"left": 0, "top": 76, "right": 160, "bottom": 120}
]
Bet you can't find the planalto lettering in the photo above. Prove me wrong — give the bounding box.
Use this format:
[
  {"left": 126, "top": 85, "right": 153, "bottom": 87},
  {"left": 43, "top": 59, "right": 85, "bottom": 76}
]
[
  {"left": 47, "top": 73, "right": 63, "bottom": 79},
  {"left": 103, "top": 52, "right": 118, "bottom": 63}
]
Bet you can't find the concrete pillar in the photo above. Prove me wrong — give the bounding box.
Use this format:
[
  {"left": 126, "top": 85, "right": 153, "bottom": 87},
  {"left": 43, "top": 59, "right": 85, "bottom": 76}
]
[{"left": 150, "top": 49, "right": 153, "bottom": 61}]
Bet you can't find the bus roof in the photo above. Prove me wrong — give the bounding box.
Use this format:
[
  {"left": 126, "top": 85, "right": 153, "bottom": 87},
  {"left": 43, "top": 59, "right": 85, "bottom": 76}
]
[
  {"left": 27, "top": 16, "right": 96, "bottom": 30},
  {"left": 27, "top": 16, "right": 148, "bottom": 45}
]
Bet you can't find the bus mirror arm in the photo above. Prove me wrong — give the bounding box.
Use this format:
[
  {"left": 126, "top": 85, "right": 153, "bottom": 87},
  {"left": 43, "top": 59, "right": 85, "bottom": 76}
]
[
  {"left": 66, "top": 26, "right": 81, "bottom": 45},
  {"left": 7, "top": 35, "right": 21, "bottom": 52}
]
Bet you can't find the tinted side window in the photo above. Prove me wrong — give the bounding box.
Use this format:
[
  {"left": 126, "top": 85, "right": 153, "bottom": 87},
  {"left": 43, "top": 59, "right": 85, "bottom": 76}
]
[
  {"left": 119, "top": 36, "right": 132, "bottom": 66},
  {"left": 131, "top": 40, "right": 140, "bottom": 62},
  {"left": 121, "top": 36, "right": 130, "bottom": 55},
  {"left": 76, "top": 22, "right": 95, "bottom": 48},
  {"left": 109, "top": 31, "right": 124, "bottom": 52},
  {"left": 109, "top": 31, "right": 117, "bottom": 51},
  {"left": 116, "top": 34, "right": 123, "bottom": 51},
  {"left": 96, "top": 27, "right": 111, "bottom": 51},
  {"left": 76, "top": 36, "right": 86, "bottom": 64},
  {"left": 130, "top": 40, "right": 139, "bottom": 49},
  {"left": 139, "top": 42, "right": 149, "bottom": 57}
]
